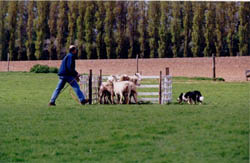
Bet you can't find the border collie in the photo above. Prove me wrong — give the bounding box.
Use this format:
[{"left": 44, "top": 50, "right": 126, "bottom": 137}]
[{"left": 177, "top": 90, "right": 204, "bottom": 104}]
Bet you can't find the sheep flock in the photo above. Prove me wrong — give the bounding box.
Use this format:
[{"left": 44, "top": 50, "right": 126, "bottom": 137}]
[{"left": 99, "top": 73, "right": 142, "bottom": 104}]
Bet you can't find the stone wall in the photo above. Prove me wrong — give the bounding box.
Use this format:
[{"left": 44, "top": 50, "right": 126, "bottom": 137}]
[{"left": 0, "top": 56, "right": 249, "bottom": 81}]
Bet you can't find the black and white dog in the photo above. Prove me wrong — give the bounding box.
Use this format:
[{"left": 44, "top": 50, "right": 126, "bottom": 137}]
[{"left": 177, "top": 90, "right": 204, "bottom": 104}]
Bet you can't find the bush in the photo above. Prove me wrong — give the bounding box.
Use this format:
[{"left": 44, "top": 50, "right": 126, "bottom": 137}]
[
  {"left": 30, "top": 64, "right": 49, "bottom": 73},
  {"left": 49, "top": 67, "right": 58, "bottom": 73},
  {"left": 30, "top": 64, "right": 58, "bottom": 73},
  {"left": 216, "top": 77, "right": 225, "bottom": 81}
]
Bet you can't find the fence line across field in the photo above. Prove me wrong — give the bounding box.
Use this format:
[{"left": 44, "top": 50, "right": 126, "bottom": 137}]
[{"left": 79, "top": 68, "right": 172, "bottom": 104}]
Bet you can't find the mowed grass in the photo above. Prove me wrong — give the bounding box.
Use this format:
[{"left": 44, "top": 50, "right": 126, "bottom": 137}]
[{"left": 0, "top": 72, "right": 249, "bottom": 162}]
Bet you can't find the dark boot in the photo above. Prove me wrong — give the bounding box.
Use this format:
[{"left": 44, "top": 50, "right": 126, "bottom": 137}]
[
  {"left": 48, "top": 102, "right": 56, "bottom": 106},
  {"left": 81, "top": 99, "right": 89, "bottom": 105}
]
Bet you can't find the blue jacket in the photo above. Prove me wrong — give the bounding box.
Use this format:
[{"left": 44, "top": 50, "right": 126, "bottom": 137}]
[{"left": 58, "top": 53, "right": 78, "bottom": 77}]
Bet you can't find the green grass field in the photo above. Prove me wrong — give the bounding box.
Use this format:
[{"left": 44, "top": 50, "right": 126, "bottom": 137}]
[{"left": 0, "top": 72, "right": 249, "bottom": 162}]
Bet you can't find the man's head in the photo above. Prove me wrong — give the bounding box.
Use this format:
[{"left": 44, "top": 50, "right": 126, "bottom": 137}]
[{"left": 69, "top": 45, "right": 77, "bottom": 54}]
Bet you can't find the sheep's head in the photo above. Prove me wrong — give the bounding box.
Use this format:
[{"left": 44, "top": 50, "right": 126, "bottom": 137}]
[
  {"left": 135, "top": 73, "right": 142, "bottom": 81},
  {"left": 119, "top": 74, "right": 130, "bottom": 81},
  {"left": 134, "top": 73, "right": 142, "bottom": 86},
  {"left": 107, "top": 75, "right": 118, "bottom": 82}
]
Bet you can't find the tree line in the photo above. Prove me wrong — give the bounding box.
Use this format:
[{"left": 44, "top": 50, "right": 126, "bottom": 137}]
[{"left": 0, "top": 1, "right": 249, "bottom": 61}]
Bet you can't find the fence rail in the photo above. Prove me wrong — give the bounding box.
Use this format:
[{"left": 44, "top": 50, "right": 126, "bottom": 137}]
[
  {"left": 138, "top": 85, "right": 159, "bottom": 88},
  {"left": 140, "top": 98, "right": 159, "bottom": 102},
  {"left": 138, "top": 92, "right": 158, "bottom": 96}
]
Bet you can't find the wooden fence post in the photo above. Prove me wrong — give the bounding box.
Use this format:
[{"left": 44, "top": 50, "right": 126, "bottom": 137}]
[
  {"left": 159, "top": 71, "right": 162, "bottom": 104},
  {"left": 136, "top": 54, "right": 139, "bottom": 73},
  {"left": 89, "top": 69, "right": 92, "bottom": 104},
  {"left": 98, "top": 69, "right": 102, "bottom": 103},
  {"left": 99, "top": 69, "right": 102, "bottom": 87},
  {"left": 212, "top": 54, "right": 216, "bottom": 81},
  {"left": 165, "top": 67, "right": 169, "bottom": 76},
  {"left": 7, "top": 53, "right": 10, "bottom": 72}
]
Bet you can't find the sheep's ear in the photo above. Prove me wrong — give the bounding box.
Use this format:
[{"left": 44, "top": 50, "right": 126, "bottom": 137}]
[{"left": 135, "top": 73, "right": 142, "bottom": 79}]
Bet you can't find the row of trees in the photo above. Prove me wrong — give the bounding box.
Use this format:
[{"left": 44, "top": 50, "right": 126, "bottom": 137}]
[{"left": 0, "top": 1, "right": 249, "bottom": 61}]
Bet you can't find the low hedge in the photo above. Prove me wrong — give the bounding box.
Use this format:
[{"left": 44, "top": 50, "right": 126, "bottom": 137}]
[{"left": 30, "top": 64, "right": 58, "bottom": 73}]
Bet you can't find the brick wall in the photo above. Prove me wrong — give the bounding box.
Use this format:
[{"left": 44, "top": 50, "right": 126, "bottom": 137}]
[{"left": 0, "top": 56, "right": 250, "bottom": 81}]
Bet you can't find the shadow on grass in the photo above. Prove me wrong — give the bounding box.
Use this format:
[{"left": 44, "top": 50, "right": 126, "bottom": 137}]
[
  {"left": 170, "top": 101, "right": 209, "bottom": 106},
  {"left": 77, "top": 101, "right": 209, "bottom": 106},
  {"left": 173, "top": 76, "right": 225, "bottom": 82}
]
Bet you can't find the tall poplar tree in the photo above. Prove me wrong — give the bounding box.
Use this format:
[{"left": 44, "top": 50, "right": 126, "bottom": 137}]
[
  {"left": 95, "top": 1, "right": 106, "bottom": 59},
  {"left": 0, "top": 1, "right": 7, "bottom": 60},
  {"left": 26, "top": 0, "right": 35, "bottom": 60},
  {"left": 104, "top": 1, "right": 115, "bottom": 59},
  {"left": 239, "top": 2, "right": 250, "bottom": 56},
  {"left": 84, "top": 1, "right": 96, "bottom": 59},
  {"left": 138, "top": 1, "right": 148, "bottom": 58},
  {"left": 35, "top": 1, "right": 49, "bottom": 60},
  {"left": 7, "top": 1, "right": 18, "bottom": 60},
  {"left": 227, "top": 2, "right": 237, "bottom": 56},
  {"left": 77, "top": 2, "right": 86, "bottom": 59},
  {"left": 57, "top": 1, "right": 68, "bottom": 59},
  {"left": 183, "top": 2, "right": 193, "bottom": 57},
  {"left": 215, "top": 2, "right": 226, "bottom": 57},
  {"left": 126, "top": 1, "right": 139, "bottom": 58},
  {"left": 191, "top": 2, "right": 206, "bottom": 57},
  {"left": 170, "top": 2, "right": 181, "bottom": 57},
  {"left": 67, "top": 1, "right": 78, "bottom": 49},
  {"left": 115, "top": 1, "right": 127, "bottom": 58},
  {"left": 48, "top": 1, "right": 58, "bottom": 60},
  {"left": 148, "top": 1, "right": 160, "bottom": 58},
  {"left": 17, "top": 1, "right": 27, "bottom": 60},
  {"left": 158, "top": 2, "right": 169, "bottom": 58},
  {"left": 204, "top": 2, "right": 216, "bottom": 57}
]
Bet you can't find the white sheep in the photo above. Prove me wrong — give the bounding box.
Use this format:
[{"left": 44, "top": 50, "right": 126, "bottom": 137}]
[
  {"left": 109, "top": 76, "right": 131, "bottom": 104},
  {"left": 119, "top": 73, "right": 142, "bottom": 86},
  {"left": 118, "top": 73, "right": 142, "bottom": 104},
  {"left": 99, "top": 81, "right": 114, "bottom": 104}
]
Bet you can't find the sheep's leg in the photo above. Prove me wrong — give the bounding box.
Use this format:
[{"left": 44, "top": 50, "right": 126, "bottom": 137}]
[
  {"left": 129, "top": 91, "right": 133, "bottom": 104},
  {"left": 104, "top": 95, "right": 108, "bottom": 104},
  {"left": 129, "top": 93, "right": 133, "bottom": 104},
  {"left": 120, "top": 94, "right": 124, "bottom": 104},
  {"left": 111, "top": 91, "right": 114, "bottom": 104},
  {"left": 126, "top": 89, "right": 131, "bottom": 105},
  {"left": 130, "top": 91, "right": 137, "bottom": 104},
  {"left": 134, "top": 92, "right": 137, "bottom": 104},
  {"left": 108, "top": 93, "right": 112, "bottom": 104},
  {"left": 99, "top": 93, "right": 103, "bottom": 104},
  {"left": 123, "top": 92, "right": 128, "bottom": 104},
  {"left": 119, "top": 91, "right": 125, "bottom": 104},
  {"left": 126, "top": 95, "right": 129, "bottom": 104},
  {"left": 116, "top": 94, "right": 120, "bottom": 104},
  {"left": 126, "top": 94, "right": 129, "bottom": 104},
  {"left": 98, "top": 94, "right": 101, "bottom": 104},
  {"left": 103, "top": 94, "right": 106, "bottom": 104}
]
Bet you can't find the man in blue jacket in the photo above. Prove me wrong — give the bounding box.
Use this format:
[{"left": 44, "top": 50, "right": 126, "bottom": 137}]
[{"left": 49, "top": 45, "right": 88, "bottom": 106}]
